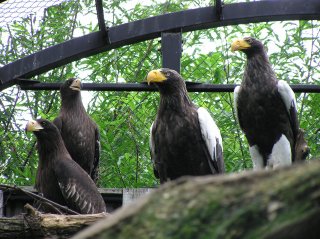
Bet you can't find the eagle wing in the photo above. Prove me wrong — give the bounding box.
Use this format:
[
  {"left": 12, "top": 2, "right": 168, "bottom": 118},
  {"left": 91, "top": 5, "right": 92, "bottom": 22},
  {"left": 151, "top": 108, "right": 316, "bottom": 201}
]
[
  {"left": 91, "top": 127, "right": 100, "bottom": 183},
  {"left": 149, "top": 121, "right": 160, "bottom": 178},
  {"left": 277, "top": 80, "right": 304, "bottom": 161},
  {"left": 277, "top": 80, "right": 299, "bottom": 136},
  {"left": 53, "top": 116, "right": 62, "bottom": 132},
  {"left": 54, "top": 158, "right": 106, "bottom": 214},
  {"left": 233, "top": 85, "right": 241, "bottom": 127},
  {"left": 197, "top": 107, "right": 224, "bottom": 173}
]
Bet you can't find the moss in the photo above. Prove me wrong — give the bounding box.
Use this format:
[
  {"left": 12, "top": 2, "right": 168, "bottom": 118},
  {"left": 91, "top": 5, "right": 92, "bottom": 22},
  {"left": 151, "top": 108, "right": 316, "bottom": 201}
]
[{"left": 79, "top": 162, "right": 320, "bottom": 239}]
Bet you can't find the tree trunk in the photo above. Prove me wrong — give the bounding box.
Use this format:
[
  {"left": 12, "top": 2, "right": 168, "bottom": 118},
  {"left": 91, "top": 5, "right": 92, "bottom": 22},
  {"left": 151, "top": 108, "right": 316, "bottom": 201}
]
[
  {"left": 0, "top": 204, "right": 108, "bottom": 239},
  {"left": 72, "top": 161, "right": 320, "bottom": 239}
]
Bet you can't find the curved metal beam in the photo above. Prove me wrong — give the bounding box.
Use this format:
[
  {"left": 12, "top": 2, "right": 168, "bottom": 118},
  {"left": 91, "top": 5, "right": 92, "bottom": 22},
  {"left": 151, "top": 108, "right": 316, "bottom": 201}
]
[{"left": 1, "top": 0, "right": 320, "bottom": 90}]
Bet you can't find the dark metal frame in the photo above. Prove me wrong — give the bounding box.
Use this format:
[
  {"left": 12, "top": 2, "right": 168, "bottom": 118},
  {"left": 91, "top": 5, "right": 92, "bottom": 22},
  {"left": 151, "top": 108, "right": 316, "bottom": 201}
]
[
  {"left": 161, "top": 31, "right": 182, "bottom": 73},
  {"left": 17, "top": 80, "right": 320, "bottom": 93},
  {"left": 0, "top": 0, "right": 320, "bottom": 91}
]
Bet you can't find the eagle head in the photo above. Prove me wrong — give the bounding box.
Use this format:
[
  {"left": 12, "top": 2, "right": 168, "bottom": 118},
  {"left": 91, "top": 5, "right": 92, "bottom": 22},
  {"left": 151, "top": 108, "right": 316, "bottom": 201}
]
[
  {"left": 60, "top": 78, "right": 82, "bottom": 97},
  {"left": 146, "top": 68, "right": 186, "bottom": 95},
  {"left": 25, "top": 119, "right": 59, "bottom": 139},
  {"left": 231, "top": 37, "right": 265, "bottom": 56},
  {"left": 147, "top": 68, "right": 183, "bottom": 84}
]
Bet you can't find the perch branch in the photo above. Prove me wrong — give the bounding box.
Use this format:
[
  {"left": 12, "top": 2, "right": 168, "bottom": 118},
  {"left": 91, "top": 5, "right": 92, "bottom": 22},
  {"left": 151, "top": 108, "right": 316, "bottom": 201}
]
[
  {"left": 0, "top": 184, "right": 80, "bottom": 215},
  {"left": 0, "top": 204, "right": 108, "bottom": 239}
]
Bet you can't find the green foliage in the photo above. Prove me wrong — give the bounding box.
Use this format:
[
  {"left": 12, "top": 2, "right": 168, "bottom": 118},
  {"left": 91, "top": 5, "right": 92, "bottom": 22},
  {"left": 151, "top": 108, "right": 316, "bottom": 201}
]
[{"left": 0, "top": 0, "right": 319, "bottom": 188}]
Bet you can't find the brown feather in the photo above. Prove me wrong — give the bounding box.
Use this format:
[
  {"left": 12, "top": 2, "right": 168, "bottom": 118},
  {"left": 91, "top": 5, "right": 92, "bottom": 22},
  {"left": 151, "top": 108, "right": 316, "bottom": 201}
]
[
  {"left": 30, "top": 119, "right": 106, "bottom": 214},
  {"left": 54, "top": 78, "right": 100, "bottom": 184},
  {"left": 149, "top": 69, "right": 224, "bottom": 183}
]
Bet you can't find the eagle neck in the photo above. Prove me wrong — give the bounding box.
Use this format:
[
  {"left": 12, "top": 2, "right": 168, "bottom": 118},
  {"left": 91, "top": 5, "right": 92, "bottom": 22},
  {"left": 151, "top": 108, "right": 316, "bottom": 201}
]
[
  {"left": 37, "top": 133, "right": 69, "bottom": 167},
  {"left": 243, "top": 52, "right": 277, "bottom": 87},
  {"left": 159, "top": 90, "right": 193, "bottom": 114},
  {"left": 61, "top": 93, "right": 86, "bottom": 115}
]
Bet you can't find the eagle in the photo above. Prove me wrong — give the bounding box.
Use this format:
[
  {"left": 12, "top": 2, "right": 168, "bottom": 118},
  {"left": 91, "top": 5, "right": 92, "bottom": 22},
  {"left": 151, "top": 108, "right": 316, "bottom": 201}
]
[
  {"left": 147, "top": 68, "right": 224, "bottom": 183},
  {"left": 53, "top": 78, "right": 100, "bottom": 183},
  {"left": 26, "top": 119, "right": 106, "bottom": 214},
  {"left": 231, "top": 37, "right": 309, "bottom": 169}
]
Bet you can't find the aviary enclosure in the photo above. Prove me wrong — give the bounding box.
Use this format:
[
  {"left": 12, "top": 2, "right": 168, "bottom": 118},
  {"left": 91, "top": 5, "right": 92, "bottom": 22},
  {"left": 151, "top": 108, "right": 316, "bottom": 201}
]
[{"left": 0, "top": 0, "right": 319, "bottom": 220}]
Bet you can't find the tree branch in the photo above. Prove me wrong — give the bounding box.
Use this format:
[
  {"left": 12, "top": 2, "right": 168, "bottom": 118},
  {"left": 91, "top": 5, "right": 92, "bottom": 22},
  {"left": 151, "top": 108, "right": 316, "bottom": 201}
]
[
  {"left": 0, "top": 184, "right": 80, "bottom": 215},
  {"left": 0, "top": 204, "right": 107, "bottom": 239}
]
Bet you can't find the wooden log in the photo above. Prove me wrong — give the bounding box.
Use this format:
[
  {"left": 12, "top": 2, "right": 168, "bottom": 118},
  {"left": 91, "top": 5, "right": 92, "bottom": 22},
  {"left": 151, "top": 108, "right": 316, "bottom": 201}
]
[
  {"left": 0, "top": 216, "right": 26, "bottom": 239},
  {"left": 72, "top": 161, "right": 320, "bottom": 239},
  {"left": 0, "top": 204, "right": 108, "bottom": 239}
]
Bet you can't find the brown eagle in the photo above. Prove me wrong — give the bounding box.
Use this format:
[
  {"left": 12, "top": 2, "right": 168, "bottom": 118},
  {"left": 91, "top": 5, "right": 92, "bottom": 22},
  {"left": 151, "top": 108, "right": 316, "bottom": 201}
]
[
  {"left": 147, "top": 68, "right": 224, "bottom": 183},
  {"left": 26, "top": 119, "right": 106, "bottom": 214},
  {"left": 231, "top": 37, "right": 309, "bottom": 169},
  {"left": 53, "top": 78, "right": 100, "bottom": 183}
]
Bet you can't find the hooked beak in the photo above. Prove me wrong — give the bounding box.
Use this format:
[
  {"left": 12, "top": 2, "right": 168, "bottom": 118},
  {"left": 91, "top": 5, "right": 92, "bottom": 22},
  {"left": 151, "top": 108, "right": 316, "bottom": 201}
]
[
  {"left": 146, "top": 69, "right": 167, "bottom": 85},
  {"left": 231, "top": 38, "right": 251, "bottom": 52},
  {"left": 25, "top": 120, "right": 43, "bottom": 133},
  {"left": 70, "top": 79, "right": 82, "bottom": 91}
]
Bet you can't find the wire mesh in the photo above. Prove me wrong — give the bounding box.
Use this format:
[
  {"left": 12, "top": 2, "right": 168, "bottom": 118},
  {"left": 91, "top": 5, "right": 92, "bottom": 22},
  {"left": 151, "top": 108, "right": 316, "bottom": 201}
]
[
  {"left": 0, "top": 0, "right": 70, "bottom": 28},
  {"left": 0, "top": 0, "right": 319, "bottom": 189}
]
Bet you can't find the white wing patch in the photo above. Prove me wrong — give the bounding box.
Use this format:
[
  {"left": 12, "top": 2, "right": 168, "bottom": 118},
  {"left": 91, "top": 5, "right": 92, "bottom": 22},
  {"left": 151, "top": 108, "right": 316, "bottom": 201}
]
[
  {"left": 268, "top": 134, "right": 292, "bottom": 169},
  {"left": 87, "top": 202, "right": 92, "bottom": 214},
  {"left": 277, "top": 80, "right": 296, "bottom": 114},
  {"left": 233, "top": 86, "right": 241, "bottom": 123},
  {"left": 80, "top": 200, "right": 88, "bottom": 211},
  {"left": 197, "top": 107, "right": 223, "bottom": 162},
  {"left": 66, "top": 184, "right": 76, "bottom": 199},
  {"left": 149, "top": 122, "right": 155, "bottom": 160},
  {"left": 249, "top": 145, "right": 264, "bottom": 170},
  {"left": 96, "top": 139, "right": 101, "bottom": 152}
]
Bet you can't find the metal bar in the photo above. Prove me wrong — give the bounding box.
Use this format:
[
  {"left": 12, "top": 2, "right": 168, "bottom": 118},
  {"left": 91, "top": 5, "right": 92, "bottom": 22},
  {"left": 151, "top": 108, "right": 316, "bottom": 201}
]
[
  {"left": 161, "top": 31, "right": 182, "bottom": 73},
  {"left": 18, "top": 82, "right": 320, "bottom": 93},
  {"left": 95, "top": 0, "right": 108, "bottom": 36},
  {"left": 1, "top": 0, "right": 320, "bottom": 91},
  {"left": 215, "top": 0, "right": 223, "bottom": 20},
  {"left": 106, "top": 0, "right": 320, "bottom": 43},
  {"left": 0, "top": 32, "right": 107, "bottom": 91}
]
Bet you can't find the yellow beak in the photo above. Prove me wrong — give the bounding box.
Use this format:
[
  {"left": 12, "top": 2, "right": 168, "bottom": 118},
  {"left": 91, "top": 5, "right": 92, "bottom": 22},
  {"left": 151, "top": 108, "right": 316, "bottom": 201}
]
[
  {"left": 231, "top": 38, "right": 251, "bottom": 52},
  {"left": 146, "top": 69, "right": 167, "bottom": 85},
  {"left": 25, "top": 120, "right": 43, "bottom": 132},
  {"left": 70, "top": 79, "right": 81, "bottom": 91}
]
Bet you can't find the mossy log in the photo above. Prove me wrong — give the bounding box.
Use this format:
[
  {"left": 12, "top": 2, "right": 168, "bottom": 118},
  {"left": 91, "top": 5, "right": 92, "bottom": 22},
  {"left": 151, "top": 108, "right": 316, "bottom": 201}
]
[
  {"left": 73, "top": 161, "right": 320, "bottom": 239},
  {"left": 0, "top": 204, "right": 108, "bottom": 239}
]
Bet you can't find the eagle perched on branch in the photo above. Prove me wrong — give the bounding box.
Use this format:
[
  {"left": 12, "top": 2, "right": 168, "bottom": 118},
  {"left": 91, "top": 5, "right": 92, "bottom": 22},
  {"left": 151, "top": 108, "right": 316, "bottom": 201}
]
[
  {"left": 231, "top": 37, "right": 309, "bottom": 169},
  {"left": 26, "top": 119, "right": 106, "bottom": 214},
  {"left": 53, "top": 78, "right": 100, "bottom": 183},
  {"left": 147, "top": 68, "right": 224, "bottom": 183}
]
